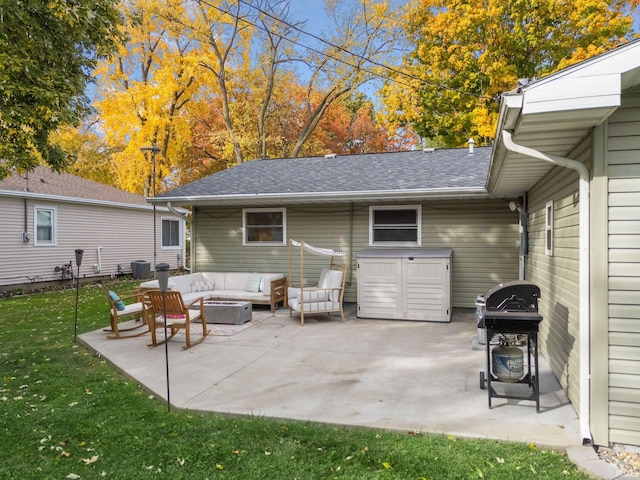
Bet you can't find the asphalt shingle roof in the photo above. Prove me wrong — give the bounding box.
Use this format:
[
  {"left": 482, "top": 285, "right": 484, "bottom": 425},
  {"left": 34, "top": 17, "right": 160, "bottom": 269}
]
[
  {"left": 0, "top": 166, "right": 149, "bottom": 206},
  {"left": 158, "top": 147, "right": 492, "bottom": 201}
]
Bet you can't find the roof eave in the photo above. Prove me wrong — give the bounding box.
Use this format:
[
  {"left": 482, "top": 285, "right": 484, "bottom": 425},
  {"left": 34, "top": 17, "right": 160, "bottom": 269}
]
[
  {"left": 0, "top": 189, "right": 172, "bottom": 212},
  {"left": 149, "top": 188, "right": 492, "bottom": 207}
]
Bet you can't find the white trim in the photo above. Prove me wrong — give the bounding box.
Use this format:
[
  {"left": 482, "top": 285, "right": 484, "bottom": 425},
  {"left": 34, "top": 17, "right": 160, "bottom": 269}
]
[
  {"left": 242, "top": 207, "right": 287, "bottom": 246},
  {"left": 545, "top": 200, "right": 554, "bottom": 257},
  {"left": 34, "top": 205, "right": 57, "bottom": 246},
  {"left": 369, "top": 205, "right": 422, "bottom": 247},
  {"left": 160, "top": 216, "right": 182, "bottom": 249},
  {"left": 0, "top": 189, "right": 179, "bottom": 212}
]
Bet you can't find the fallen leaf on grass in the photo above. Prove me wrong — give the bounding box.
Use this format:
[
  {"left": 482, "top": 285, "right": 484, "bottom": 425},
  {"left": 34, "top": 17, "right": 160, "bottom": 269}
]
[{"left": 82, "top": 455, "right": 99, "bottom": 465}]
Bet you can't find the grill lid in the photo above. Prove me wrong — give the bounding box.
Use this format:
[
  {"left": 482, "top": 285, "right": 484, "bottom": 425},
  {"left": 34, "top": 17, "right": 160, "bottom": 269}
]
[{"left": 485, "top": 281, "right": 540, "bottom": 312}]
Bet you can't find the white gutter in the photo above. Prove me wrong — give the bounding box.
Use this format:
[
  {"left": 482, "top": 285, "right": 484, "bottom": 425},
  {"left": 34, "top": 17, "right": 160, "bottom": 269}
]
[
  {"left": 0, "top": 189, "right": 165, "bottom": 212},
  {"left": 502, "top": 130, "right": 592, "bottom": 444},
  {"left": 150, "top": 187, "right": 492, "bottom": 207}
]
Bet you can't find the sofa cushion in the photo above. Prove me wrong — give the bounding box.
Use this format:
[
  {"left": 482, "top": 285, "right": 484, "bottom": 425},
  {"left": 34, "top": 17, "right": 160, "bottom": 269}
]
[
  {"left": 224, "top": 273, "right": 252, "bottom": 291},
  {"left": 287, "top": 287, "right": 328, "bottom": 302},
  {"left": 191, "top": 278, "right": 214, "bottom": 292},
  {"left": 245, "top": 274, "right": 262, "bottom": 293},
  {"left": 318, "top": 269, "right": 343, "bottom": 302}
]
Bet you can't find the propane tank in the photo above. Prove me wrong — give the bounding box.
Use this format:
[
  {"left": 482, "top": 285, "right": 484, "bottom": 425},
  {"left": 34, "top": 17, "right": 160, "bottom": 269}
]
[{"left": 491, "top": 337, "right": 523, "bottom": 383}]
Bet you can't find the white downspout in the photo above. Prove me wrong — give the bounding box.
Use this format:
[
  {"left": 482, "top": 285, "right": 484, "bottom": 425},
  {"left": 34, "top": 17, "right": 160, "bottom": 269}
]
[
  {"left": 96, "top": 245, "right": 103, "bottom": 273},
  {"left": 502, "top": 130, "right": 592, "bottom": 444}
]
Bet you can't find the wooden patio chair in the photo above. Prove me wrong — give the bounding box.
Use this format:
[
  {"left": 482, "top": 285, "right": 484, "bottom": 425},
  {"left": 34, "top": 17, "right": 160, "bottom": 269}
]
[
  {"left": 101, "top": 285, "right": 149, "bottom": 339},
  {"left": 145, "top": 290, "right": 210, "bottom": 350}
]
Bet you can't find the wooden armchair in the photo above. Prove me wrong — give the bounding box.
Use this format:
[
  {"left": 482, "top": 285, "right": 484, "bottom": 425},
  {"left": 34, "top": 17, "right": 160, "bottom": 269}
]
[
  {"left": 101, "top": 285, "right": 149, "bottom": 339},
  {"left": 146, "top": 290, "right": 210, "bottom": 350}
]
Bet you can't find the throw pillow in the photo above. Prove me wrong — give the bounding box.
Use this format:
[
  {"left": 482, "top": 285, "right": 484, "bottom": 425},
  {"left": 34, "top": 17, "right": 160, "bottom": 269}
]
[
  {"left": 108, "top": 290, "right": 126, "bottom": 311},
  {"left": 245, "top": 274, "right": 262, "bottom": 293},
  {"left": 191, "top": 279, "right": 215, "bottom": 292}
]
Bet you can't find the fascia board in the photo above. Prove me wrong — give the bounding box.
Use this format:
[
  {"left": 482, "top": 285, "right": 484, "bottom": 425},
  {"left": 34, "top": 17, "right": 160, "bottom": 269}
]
[
  {"left": 522, "top": 74, "right": 621, "bottom": 115},
  {"left": 486, "top": 93, "right": 523, "bottom": 194},
  {"left": 149, "top": 188, "right": 492, "bottom": 207},
  {"left": 0, "top": 189, "right": 176, "bottom": 212}
]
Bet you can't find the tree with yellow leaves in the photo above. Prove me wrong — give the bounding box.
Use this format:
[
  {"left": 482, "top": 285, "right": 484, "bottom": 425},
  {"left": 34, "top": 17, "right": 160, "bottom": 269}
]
[
  {"left": 380, "top": 0, "right": 639, "bottom": 148},
  {"left": 94, "top": 0, "right": 202, "bottom": 194}
]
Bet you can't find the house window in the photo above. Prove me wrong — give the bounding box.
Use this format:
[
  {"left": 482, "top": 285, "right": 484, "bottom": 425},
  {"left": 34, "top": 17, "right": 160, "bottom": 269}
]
[
  {"left": 545, "top": 200, "right": 553, "bottom": 256},
  {"left": 162, "top": 218, "right": 181, "bottom": 248},
  {"left": 243, "top": 208, "right": 286, "bottom": 245},
  {"left": 369, "top": 205, "right": 421, "bottom": 246},
  {"left": 35, "top": 206, "right": 56, "bottom": 245}
]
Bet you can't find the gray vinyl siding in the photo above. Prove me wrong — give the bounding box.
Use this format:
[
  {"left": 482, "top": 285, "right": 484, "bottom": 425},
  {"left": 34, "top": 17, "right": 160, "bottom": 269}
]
[
  {"left": 525, "top": 136, "right": 588, "bottom": 412},
  {"left": 0, "top": 197, "right": 184, "bottom": 287},
  {"left": 192, "top": 199, "right": 519, "bottom": 308},
  {"left": 606, "top": 92, "right": 640, "bottom": 446}
]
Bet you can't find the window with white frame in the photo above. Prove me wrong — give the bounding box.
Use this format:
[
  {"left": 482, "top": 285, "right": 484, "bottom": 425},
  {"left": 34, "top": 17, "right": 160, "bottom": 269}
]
[
  {"left": 35, "top": 206, "right": 56, "bottom": 245},
  {"left": 161, "top": 217, "right": 181, "bottom": 248},
  {"left": 243, "top": 208, "right": 286, "bottom": 245},
  {"left": 545, "top": 200, "right": 554, "bottom": 256},
  {"left": 369, "top": 205, "right": 421, "bottom": 246}
]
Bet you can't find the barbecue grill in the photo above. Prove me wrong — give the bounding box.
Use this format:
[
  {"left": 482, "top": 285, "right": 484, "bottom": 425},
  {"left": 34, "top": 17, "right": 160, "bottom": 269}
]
[{"left": 479, "top": 281, "right": 543, "bottom": 412}]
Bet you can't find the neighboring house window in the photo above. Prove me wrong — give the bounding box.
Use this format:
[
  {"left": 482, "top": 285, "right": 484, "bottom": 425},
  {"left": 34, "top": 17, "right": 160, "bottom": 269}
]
[
  {"left": 243, "top": 208, "right": 286, "bottom": 245},
  {"left": 545, "top": 200, "right": 554, "bottom": 256},
  {"left": 161, "top": 218, "right": 181, "bottom": 248},
  {"left": 369, "top": 205, "right": 421, "bottom": 246},
  {"left": 35, "top": 206, "right": 56, "bottom": 245}
]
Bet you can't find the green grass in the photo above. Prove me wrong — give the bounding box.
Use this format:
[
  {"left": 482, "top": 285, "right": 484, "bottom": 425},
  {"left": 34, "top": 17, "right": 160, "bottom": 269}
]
[{"left": 1, "top": 280, "right": 590, "bottom": 479}]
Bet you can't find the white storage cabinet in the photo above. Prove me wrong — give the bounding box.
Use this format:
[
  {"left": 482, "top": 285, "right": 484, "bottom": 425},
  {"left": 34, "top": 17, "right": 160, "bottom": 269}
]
[{"left": 357, "top": 248, "right": 452, "bottom": 322}]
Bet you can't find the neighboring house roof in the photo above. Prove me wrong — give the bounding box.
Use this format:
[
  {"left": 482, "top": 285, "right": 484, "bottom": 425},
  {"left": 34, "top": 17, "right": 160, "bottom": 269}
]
[
  {"left": 0, "top": 166, "right": 154, "bottom": 210},
  {"left": 489, "top": 38, "right": 640, "bottom": 198},
  {"left": 152, "top": 147, "right": 493, "bottom": 207}
]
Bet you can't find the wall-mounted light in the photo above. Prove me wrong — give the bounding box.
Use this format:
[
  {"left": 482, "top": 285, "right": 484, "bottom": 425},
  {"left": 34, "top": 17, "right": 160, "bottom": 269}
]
[{"left": 508, "top": 200, "right": 521, "bottom": 212}]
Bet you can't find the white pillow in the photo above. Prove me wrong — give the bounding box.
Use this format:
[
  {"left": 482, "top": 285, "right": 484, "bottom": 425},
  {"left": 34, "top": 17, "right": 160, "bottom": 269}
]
[
  {"left": 319, "top": 269, "right": 343, "bottom": 289},
  {"left": 191, "top": 279, "right": 214, "bottom": 292},
  {"left": 245, "top": 274, "right": 262, "bottom": 293}
]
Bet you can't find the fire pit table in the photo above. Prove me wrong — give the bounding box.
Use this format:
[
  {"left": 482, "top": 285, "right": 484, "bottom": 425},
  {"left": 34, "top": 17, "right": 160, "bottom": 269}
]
[{"left": 199, "top": 301, "right": 252, "bottom": 325}]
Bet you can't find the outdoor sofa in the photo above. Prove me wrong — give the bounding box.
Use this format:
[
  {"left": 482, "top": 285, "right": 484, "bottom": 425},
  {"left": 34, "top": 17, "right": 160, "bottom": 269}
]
[{"left": 138, "top": 271, "right": 287, "bottom": 312}]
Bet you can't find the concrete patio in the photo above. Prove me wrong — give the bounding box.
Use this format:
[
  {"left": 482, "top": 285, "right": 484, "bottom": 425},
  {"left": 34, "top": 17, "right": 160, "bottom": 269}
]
[{"left": 79, "top": 305, "right": 581, "bottom": 451}]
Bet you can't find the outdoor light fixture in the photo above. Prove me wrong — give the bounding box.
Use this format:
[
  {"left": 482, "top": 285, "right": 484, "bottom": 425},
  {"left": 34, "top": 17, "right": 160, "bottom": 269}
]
[
  {"left": 141, "top": 145, "right": 161, "bottom": 275},
  {"left": 73, "top": 249, "right": 84, "bottom": 343},
  {"left": 155, "top": 262, "right": 171, "bottom": 412}
]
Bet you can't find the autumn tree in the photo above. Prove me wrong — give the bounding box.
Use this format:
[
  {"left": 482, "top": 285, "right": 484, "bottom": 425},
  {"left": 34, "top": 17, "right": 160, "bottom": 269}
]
[
  {"left": 0, "top": 0, "right": 121, "bottom": 179},
  {"left": 94, "top": 0, "right": 201, "bottom": 194},
  {"left": 51, "top": 123, "right": 115, "bottom": 186},
  {"left": 380, "top": 0, "right": 639, "bottom": 148},
  {"left": 314, "top": 93, "right": 393, "bottom": 155},
  {"left": 288, "top": 0, "right": 406, "bottom": 157}
]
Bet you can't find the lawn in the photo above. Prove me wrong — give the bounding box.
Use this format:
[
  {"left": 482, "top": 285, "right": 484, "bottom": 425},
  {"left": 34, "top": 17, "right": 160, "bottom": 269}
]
[{"left": 0, "top": 280, "right": 591, "bottom": 479}]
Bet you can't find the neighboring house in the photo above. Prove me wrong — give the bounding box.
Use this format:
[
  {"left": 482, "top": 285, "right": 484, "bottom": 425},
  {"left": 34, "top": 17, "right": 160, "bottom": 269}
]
[
  {"left": 0, "top": 166, "right": 187, "bottom": 291},
  {"left": 488, "top": 39, "right": 640, "bottom": 447},
  {"left": 149, "top": 38, "right": 640, "bottom": 449}
]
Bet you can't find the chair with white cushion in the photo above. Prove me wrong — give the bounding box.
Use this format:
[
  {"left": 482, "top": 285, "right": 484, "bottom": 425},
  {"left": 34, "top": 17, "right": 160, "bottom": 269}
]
[{"left": 288, "top": 264, "right": 347, "bottom": 325}]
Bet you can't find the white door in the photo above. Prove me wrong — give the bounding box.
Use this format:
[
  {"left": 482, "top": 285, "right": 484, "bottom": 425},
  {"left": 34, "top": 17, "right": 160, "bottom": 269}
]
[
  {"left": 404, "top": 257, "right": 450, "bottom": 322},
  {"left": 357, "top": 257, "right": 403, "bottom": 319}
]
